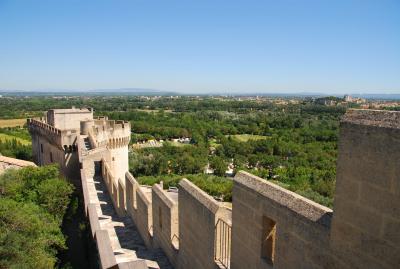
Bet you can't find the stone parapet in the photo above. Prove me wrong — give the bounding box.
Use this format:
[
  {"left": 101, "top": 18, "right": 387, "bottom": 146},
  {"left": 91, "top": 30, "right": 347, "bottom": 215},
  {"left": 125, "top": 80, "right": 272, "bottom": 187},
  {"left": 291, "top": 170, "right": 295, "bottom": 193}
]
[
  {"left": 125, "top": 172, "right": 139, "bottom": 215},
  {"left": 27, "top": 118, "right": 61, "bottom": 135},
  {"left": 231, "top": 171, "right": 334, "bottom": 269},
  {"left": 107, "top": 136, "right": 131, "bottom": 149},
  {"left": 342, "top": 109, "right": 400, "bottom": 129},
  {"left": 234, "top": 171, "right": 333, "bottom": 226},
  {"left": 152, "top": 184, "right": 179, "bottom": 267},
  {"left": 27, "top": 118, "right": 63, "bottom": 148},
  {"left": 136, "top": 185, "right": 153, "bottom": 248},
  {"left": 101, "top": 159, "right": 126, "bottom": 217},
  {"left": 28, "top": 118, "right": 81, "bottom": 150},
  {"left": 123, "top": 172, "right": 233, "bottom": 269},
  {"left": 0, "top": 155, "right": 36, "bottom": 175},
  {"left": 88, "top": 118, "right": 131, "bottom": 149}
]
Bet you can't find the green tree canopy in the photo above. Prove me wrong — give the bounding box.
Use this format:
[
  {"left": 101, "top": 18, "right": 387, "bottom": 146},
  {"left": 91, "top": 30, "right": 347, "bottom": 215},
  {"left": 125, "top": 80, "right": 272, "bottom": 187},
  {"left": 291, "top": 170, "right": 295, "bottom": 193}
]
[{"left": 0, "top": 165, "right": 73, "bottom": 268}]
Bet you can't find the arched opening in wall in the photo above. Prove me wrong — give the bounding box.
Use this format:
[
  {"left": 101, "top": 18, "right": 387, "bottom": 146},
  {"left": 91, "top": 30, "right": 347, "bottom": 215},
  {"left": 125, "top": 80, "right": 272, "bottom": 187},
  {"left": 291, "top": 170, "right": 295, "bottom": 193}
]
[
  {"left": 40, "top": 144, "right": 43, "bottom": 153},
  {"left": 50, "top": 152, "right": 53, "bottom": 163},
  {"left": 64, "top": 145, "right": 68, "bottom": 152},
  {"left": 261, "top": 216, "right": 276, "bottom": 265}
]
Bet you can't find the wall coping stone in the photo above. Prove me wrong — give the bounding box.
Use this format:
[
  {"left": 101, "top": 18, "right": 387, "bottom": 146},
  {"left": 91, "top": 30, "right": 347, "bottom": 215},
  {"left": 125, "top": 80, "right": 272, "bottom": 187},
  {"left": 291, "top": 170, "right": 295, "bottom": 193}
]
[
  {"left": 152, "top": 184, "right": 177, "bottom": 208},
  {"left": 137, "top": 186, "right": 152, "bottom": 206},
  {"left": 342, "top": 109, "right": 400, "bottom": 129},
  {"left": 81, "top": 171, "right": 90, "bottom": 216},
  {"left": 125, "top": 172, "right": 139, "bottom": 186},
  {"left": 0, "top": 155, "right": 36, "bottom": 167},
  {"left": 95, "top": 230, "right": 118, "bottom": 269},
  {"left": 118, "top": 176, "right": 125, "bottom": 188},
  {"left": 117, "top": 260, "right": 148, "bottom": 269},
  {"left": 88, "top": 203, "right": 101, "bottom": 238},
  {"left": 179, "top": 178, "right": 220, "bottom": 214},
  {"left": 234, "top": 171, "right": 332, "bottom": 227}
]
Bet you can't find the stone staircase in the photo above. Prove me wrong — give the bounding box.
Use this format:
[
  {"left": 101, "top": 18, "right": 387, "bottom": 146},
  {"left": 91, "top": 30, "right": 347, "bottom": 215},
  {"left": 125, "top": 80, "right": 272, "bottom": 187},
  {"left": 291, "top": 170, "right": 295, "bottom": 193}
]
[{"left": 83, "top": 137, "right": 92, "bottom": 150}]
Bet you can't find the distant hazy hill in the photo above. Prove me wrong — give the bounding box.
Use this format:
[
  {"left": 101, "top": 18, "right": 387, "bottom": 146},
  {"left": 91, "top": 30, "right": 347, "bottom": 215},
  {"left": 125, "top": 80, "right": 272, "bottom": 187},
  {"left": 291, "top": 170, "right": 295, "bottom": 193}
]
[
  {"left": 1, "top": 89, "right": 399, "bottom": 100},
  {"left": 350, "top": 94, "right": 400, "bottom": 100},
  {"left": 0, "top": 88, "right": 179, "bottom": 96}
]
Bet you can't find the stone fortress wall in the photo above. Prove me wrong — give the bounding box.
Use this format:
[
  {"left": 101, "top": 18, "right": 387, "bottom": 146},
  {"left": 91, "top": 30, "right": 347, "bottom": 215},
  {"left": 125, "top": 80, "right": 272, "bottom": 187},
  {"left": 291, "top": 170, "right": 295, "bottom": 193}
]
[
  {"left": 30, "top": 108, "right": 400, "bottom": 269},
  {"left": 28, "top": 117, "right": 81, "bottom": 181}
]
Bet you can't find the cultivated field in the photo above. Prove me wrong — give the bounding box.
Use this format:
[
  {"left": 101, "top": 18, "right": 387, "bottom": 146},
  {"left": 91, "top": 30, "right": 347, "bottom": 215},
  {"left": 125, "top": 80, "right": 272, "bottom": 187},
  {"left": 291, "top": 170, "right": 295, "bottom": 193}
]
[
  {"left": 0, "top": 118, "right": 27, "bottom": 128},
  {"left": 226, "top": 134, "right": 268, "bottom": 142},
  {"left": 0, "top": 133, "right": 31, "bottom": 145}
]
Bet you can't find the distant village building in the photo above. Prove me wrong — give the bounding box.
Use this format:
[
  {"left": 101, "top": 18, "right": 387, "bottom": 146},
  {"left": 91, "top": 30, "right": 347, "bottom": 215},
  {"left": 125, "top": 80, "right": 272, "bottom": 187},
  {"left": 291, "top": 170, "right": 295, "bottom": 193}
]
[
  {"left": 344, "top": 94, "right": 366, "bottom": 104},
  {"left": 344, "top": 94, "right": 353, "bottom": 102},
  {"left": 204, "top": 163, "right": 214, "bottom": 174},
  {"left": 132, "top": 139, "right": 163, "bottom": 149},
  {"left": 315, "top": 96, "right": 339, "bottom": 106}
]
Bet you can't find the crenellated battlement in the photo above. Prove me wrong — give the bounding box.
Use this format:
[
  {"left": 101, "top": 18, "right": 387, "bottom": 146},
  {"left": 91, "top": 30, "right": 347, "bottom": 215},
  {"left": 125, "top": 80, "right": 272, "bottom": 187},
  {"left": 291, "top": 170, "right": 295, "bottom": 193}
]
[
  {"left": 28, "top": 118, "right": 80, "bottom": 149},
  {"left": 27, "top": 118, "right": 63, "bottom": 149},
  {"left": 27, "top": 118, "right": 61, "bottom": 135},
  {"left": 32, "top": 108, "right": 400, "bottom": 269},
  {"left": 84, "top": 118, "right": 131, "bottom": 149},
  {"left": 107, "top": 136, "right": 131, "bottom": 149}
]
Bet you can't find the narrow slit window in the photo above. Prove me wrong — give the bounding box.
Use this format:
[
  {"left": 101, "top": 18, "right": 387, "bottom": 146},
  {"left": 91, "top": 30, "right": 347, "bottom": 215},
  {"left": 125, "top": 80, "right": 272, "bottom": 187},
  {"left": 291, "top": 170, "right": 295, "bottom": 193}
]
[
  {"left": 50, "top": 152, "right": 53, "bottom": 162},
  {"left": 159, "top": 206, "right": 162, "bottom": 230},
  {"left": 261, "top": 216, "right": 276, "bottom": 265}
]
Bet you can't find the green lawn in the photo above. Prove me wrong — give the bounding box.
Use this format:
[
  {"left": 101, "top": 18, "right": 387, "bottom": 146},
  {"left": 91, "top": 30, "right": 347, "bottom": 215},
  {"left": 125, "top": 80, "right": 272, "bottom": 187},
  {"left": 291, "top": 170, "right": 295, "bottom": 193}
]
[
  {"left": 0, "top": 133, "right": 31, "bottom": 145},
  {"left": 208, "top": 138, "right": 221, "bottom": 148},
  {"left": 164, "top": 141, "right": 192, "bottom": 147},
  {"left": 226, "top": 134, "right": 268, "bottom": 142},
  {"left": 135, "top": 109, "right": 174, "bottom": 113}
]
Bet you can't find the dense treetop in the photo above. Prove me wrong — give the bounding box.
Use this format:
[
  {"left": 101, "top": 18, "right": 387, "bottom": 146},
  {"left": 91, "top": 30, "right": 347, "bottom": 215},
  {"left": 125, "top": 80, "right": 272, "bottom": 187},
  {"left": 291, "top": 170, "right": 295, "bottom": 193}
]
[
  {"left": 0, "top": 165, "right": 73, "bottom": 268},
  {"left": 0, "top": 96, "right": 350, "bottom": 207}
]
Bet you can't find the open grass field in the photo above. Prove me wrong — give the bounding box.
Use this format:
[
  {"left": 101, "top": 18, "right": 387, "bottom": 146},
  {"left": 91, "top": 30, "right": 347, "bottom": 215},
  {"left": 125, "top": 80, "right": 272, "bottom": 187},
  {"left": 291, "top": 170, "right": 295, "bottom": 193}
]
[
  {"left": 135, "top": 109, "right": 174, "bottom": 113},
  {"left": 226, "top": 134, "right": 268, "bottom": 142},
  {"left": 0, "top": 118, "right": 27, "bottom": 128},
  {"left": 165, "top": 141, "right": 191, "bottom": 147},
  {"left": 208, "top": 138, "right": 221, "bottom": 148},
  {"left": 0, "top": 133, "right": 31, "bottom": 145}
]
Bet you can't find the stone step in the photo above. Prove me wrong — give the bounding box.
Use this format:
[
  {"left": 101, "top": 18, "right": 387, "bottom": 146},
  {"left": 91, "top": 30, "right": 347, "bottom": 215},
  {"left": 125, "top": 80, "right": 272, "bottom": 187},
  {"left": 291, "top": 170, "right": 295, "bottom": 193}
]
[{"left": 114, "top": 248, "right": 137, "bottom": 264}]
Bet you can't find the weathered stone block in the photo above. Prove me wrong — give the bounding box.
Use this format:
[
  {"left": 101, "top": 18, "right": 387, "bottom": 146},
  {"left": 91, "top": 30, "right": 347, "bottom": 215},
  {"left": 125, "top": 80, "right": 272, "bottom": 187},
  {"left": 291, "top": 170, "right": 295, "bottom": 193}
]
[
  {"left": 334, "top": 176, "right": 360, "bottom": 201},
  {"left": 382, "top": 217, "right": 400, "bottom": 246},
  {"left": 333, "top": 200, "right": 383, "bottom": 236},
  {"left": 359, "top": 182, "right": 400, "bottom": 218}
]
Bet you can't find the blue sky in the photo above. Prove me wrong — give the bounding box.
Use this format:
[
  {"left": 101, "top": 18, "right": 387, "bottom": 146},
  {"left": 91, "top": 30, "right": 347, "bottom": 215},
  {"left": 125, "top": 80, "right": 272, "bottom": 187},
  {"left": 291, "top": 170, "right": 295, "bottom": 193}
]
[{"left": 0, "top": 0, "right": 399, "bottom": 94}]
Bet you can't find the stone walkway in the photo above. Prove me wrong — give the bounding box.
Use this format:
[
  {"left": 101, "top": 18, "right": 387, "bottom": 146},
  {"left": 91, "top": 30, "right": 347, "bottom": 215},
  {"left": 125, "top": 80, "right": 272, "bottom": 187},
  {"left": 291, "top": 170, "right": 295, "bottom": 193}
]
[{"left": 89, "top": 175, "right": 173, "bottom": 269}]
